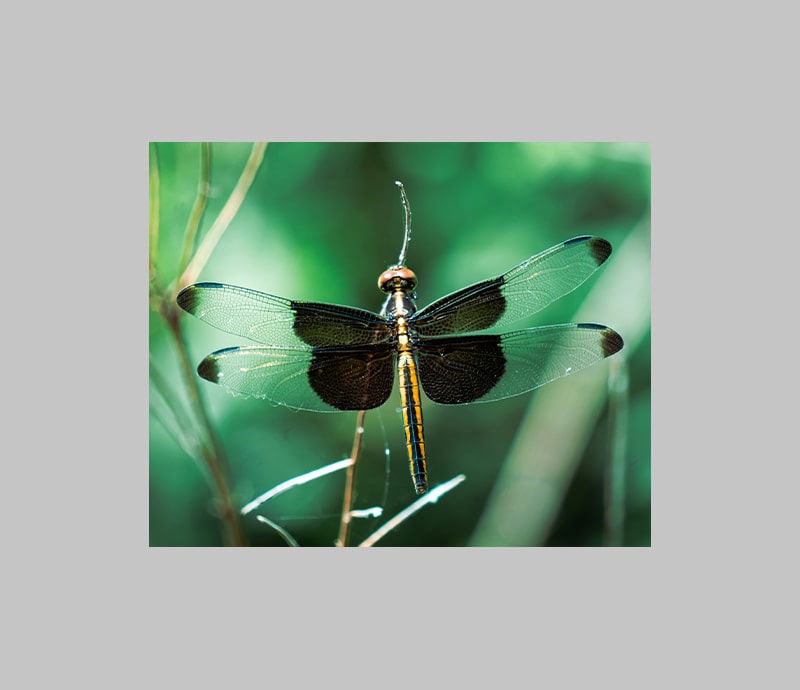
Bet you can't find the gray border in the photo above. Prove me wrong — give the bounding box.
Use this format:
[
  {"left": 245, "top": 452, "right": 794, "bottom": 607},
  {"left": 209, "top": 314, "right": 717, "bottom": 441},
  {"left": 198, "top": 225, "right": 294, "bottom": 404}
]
[{"left": 14, "top": 6, "right": 780, "bottom": 683}]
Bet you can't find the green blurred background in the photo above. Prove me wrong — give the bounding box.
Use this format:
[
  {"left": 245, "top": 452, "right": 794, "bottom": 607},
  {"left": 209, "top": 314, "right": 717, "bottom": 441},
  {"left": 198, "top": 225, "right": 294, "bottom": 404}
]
[{"left": 149, "top": 142, "right": 651, "bottom": 547}]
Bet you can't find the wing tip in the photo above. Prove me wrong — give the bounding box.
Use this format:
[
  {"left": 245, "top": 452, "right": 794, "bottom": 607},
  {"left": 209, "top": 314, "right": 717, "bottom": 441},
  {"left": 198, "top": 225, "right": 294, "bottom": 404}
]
[
  {"left": 197, "top": 355, "right": 223, "bottom": 382},
  {"left": 601, "top": 327, "right": 624, "bottom": 357},
  {"left": 562, "top": 235, "right": 612, "bottom": 266},
  {"left": 176, "top": 282, "right": 228, "bottom": 313},
  {"left": 175, "top": 285, "right": 197, "bottom": 312},
  {"left": 588, "top": 237, "right": 613, "bottom": 265},
  {"left": 575, "top": 324, "right": 624, "bottom": 357}
]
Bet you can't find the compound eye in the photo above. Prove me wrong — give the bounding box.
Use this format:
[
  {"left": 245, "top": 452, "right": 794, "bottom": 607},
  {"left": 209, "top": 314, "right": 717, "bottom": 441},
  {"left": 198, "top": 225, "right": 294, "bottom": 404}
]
[{"left": 378, "top": 266, "right": 417, "bottom": 293}]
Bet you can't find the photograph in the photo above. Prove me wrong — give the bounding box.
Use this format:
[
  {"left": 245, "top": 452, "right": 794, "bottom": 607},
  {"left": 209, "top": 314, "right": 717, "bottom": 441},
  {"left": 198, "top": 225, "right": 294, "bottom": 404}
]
[{"left": 148, "top": 142, "right": 651, "bottom": 547}]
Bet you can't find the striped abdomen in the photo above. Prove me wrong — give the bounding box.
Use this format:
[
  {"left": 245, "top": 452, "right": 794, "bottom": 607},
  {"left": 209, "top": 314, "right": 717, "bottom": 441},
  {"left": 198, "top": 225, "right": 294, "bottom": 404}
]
[{"left": 397, "top": 345, "right": 427, "bottom": 494}]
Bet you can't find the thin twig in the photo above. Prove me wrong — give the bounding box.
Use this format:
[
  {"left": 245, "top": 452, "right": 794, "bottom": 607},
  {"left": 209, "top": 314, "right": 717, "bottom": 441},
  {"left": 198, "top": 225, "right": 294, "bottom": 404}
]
[
  {"left": 148, "top": 143, "right": 160, "bottom": 279},
  {"left": 358, "top": 475, "right": 466, "bottom": 547},
  {"left": 241, "top": 458, "right": 354, "bottom": 515},
  {"left": 166, "top": 311, "right": 246, "bottom": 546},
  {"left": 336, "top": 409, "right": 368, "bottom": 547},
  {"left": 178, "top": 142, "right": 268, "bottom": 290},
  {"left": 177, "top": 142, "right": 212, "bottom": 278},
  {"left": 256, "top": 516, "right": 300, "bottom": 547}
]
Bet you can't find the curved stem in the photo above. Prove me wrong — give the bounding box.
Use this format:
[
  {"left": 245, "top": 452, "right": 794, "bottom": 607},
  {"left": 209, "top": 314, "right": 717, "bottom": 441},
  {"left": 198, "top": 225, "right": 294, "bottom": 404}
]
[
  {"left": 358, "top": 475, "right": 465, "bottom": 547},
  {"left": 167, "top": 309, "right": 246, "bottom": 546},
  {"left": 177, "top": 142, "right": 212, "bottom": 277},
  {"left": 178, "top": 142, "right": 268, "bottom": 290},
  {"left": 148, "top": 143, "right": 160, "bottom": 279},
  {"left": 336, "top": 409, "right": 367, "bottom": 547}
]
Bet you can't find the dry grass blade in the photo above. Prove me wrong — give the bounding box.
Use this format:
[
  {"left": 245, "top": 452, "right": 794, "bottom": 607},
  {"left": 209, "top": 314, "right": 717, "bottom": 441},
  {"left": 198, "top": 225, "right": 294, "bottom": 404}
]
[
  {"left": 148, "top": 143, "right": 160, "bottom": 274},
  {"left": 358, "top": 475, "right": 466, "bottom": 547},
  {"left": 256, "top": 516, "right": 300, "bottom": 547},
  {"left": 241, "top": 458, "right": 354, "bottom": 515},
  {"left": 179, "top": 142, "right": 268, "bottom": 289}
]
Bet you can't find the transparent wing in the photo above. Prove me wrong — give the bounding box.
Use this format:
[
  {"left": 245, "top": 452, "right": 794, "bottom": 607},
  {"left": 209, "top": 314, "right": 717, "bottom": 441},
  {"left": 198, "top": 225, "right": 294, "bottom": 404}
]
[
  {"left": 177, "top": 282, "right": 390, "bottom": 347},
  {"left": 413, "top": 236, "right": 612, "bottom": 336}
]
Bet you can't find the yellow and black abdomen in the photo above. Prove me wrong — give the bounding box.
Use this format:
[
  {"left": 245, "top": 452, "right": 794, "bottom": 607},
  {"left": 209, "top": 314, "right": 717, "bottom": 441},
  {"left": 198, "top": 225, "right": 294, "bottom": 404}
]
[{"left": 397, "top": 345, "right": 427, "bottom": 494}]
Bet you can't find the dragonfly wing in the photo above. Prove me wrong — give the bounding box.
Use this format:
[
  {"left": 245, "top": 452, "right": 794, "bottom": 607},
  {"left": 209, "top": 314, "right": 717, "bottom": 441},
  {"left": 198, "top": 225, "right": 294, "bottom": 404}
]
[
  {"left": 197, "top": 344, "right": 396, "bottom": 412},
  {"left": 413, "top": 236, "right": 612, "bottom": 336},
  {"left": 177, "top": 282, "right": 391, "bottom": 347},
  {"left": 417, "top": 324, "right": 623, "bottom": 404}
]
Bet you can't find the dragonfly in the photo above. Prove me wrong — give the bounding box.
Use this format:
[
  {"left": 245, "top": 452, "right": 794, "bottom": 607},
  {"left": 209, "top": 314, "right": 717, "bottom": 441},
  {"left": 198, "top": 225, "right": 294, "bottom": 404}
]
[{"left": 177, "top": 189, "right": 623, "bottom": 494}]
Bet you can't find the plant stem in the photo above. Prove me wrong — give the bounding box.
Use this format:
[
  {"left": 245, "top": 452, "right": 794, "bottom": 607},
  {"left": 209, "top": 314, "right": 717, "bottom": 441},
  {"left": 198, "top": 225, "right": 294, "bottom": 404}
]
[
  {"left": 358, "top": 474, "right": 465, "bottom": 547},
  {"left": 603, "top": 357, "right": 629, "bottom": 546},
  {"left": 336, "top": 409, "right": 367, "bottom": 547},
  {"left": 178, "top": 142, "right": 268, "bottom": 290},
  {"left": 148, "top": 143, "right": 160, "bottom": 279},
  {"left": 166, "top": 309, "right": 246, "bottom": 546},
  {"left": 177, "top": 142, "right": 212, "bottom": 278}
]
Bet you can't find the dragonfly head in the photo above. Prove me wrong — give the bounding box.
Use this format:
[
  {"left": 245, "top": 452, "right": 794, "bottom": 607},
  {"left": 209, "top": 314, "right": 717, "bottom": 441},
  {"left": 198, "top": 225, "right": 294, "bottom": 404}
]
[{"left": 378, "top": 266, "right": 417, "bottom": 294}]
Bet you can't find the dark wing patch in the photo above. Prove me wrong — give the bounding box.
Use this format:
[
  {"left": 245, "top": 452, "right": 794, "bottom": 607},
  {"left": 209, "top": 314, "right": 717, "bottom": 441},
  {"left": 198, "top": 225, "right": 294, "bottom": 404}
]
[
  {"left": 291, "top": 301, "right": 391, "bottom": 347},
  {"left": 416, "top": 335, "right": 505, "bottom": 404},
  {"left": 417, "top": 323, "right": 623, "bottom": 405},
  {"left": 307, "top": 346, "right": 396, "bottom": 410}
]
